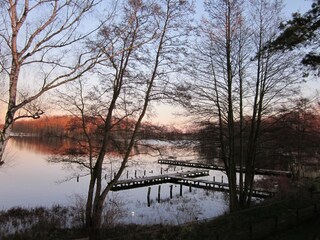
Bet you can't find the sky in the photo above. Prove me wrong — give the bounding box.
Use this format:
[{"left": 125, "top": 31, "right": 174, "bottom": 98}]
[
  {"left": 0, "top": 0, "right": 316, "bottom": 127},
  {"left": 194, "top": 0, "right": 312, "bottom": 18},
  {"left": 153, "top": 0, "right": 315, "bottom": 127},
  {"left": 283, "top": 0, "right": 312, "bottom": 15}
]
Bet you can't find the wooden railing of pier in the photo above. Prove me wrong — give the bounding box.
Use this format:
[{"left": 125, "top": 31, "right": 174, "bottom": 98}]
[{"left": 158, "top": 159, "right": 292, "bottom": 177}]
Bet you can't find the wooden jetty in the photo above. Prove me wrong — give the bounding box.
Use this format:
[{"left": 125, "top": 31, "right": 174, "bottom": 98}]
[
  {"left": 158, "top": 159, "right": 292, "bottom": 177},
  {"left": 173, "top": 177, "right": 275, "bottom": 198},
  {"left": 111, "top": 169, "right": 275, "bottom": 198},
  {"left": 111, "top": 169, "right": 210, "bottom": 191}
]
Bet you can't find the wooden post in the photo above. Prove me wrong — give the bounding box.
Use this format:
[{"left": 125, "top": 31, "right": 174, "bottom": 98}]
[
  {"left": 161, "top": 168, "right": 163, "bottom": 175},
  {"left": 77, "top": 176, "right": 79, "bottom": 182},
  {"left": 144, "top": 170, "right": 146, "bottom": 176},
  {"left": 213, "top": 176, "right": 215, "bottom": 182},
  {"left": 170, "top": 185, "right": 173, "bottom": 199},
  {"left": 174, "top": 166, "right": 176, "bottom": 171},
  {"left": 158, "top": 185, "right": 161, "bottom": 203},
  {"left": 221, "top": 176, "right": 224, "bottom": 183},
  {"left": 127, "top": 170, "right": 129, "bottom": 179},
  {"left": 104, "top": 174, "right": 107, "bottom": 180},
  {"left": 147, "top": 187, "right": 151, "bottom": 207},
  {"left": 180, "top": 184, "right": 183, "bottom": 197},
  {"left": 135, "top": 170, "right": 137, "bottom": 178},
  {"left": 189, "top": 183, "right": 192, "bottom": 192},
  {"left": 114, "top": 172, "right": 116, "bottom": 178}
]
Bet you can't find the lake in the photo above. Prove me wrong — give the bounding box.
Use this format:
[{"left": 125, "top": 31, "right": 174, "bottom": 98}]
[{"left": 0, "top": 136, "right": 229, "bottom": 225}]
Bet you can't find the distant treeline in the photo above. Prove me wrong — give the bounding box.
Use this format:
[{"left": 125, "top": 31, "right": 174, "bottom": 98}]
[
  {"left": 12, "top": 115, "right": 185, "bottom": 140},
  {"left": 13, "top": 116, "right": 70, "bottom": 137},
  {"left": 197, "top": 108, "right": 320, "bottom": 174}
]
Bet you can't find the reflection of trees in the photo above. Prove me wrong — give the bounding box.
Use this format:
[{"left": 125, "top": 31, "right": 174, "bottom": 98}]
[
  {"left": 11, "top": 137, "right": 70, "bottom": 155},
  {"left": 11, "top": 136, "right": 130, "bottom": 156}
]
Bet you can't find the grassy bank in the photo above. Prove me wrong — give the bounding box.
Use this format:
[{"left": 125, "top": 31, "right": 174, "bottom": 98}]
[
  {"left": 104, "top": 195, "right": 320, "bottom": 240},
  {"left": 1, "top": 179, "right": 320, "bottom": 240}
]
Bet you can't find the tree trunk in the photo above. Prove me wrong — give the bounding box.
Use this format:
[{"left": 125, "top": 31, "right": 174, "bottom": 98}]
[
  {"left": 225, "top": 0, "right": 239, "bottom": 212},
  {"left": 88, "top": 199, "right": 105, "bottom": 240},
  {"left": 0, "top": 135, "right": 10, "bottom": 163},
  {"left": 228, "top": 168, "right": 239, "bottom": 211},
  {"left": 0, "top": 38, "right": 20, "bottom": 162},
  {"left": 1, "top": 88, "right": 19, "bottom": 162},
  {"left": 86, "top": 174, "right": 96, "bottom": 230}
]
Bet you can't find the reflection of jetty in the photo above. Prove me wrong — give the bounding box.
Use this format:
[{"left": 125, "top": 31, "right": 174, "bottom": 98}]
[
  {"left": 158, "top": 159, "right": 292, "bottom": 177},
  {"left": 111, "top": 170, "right": 210, "bottom": 191}
]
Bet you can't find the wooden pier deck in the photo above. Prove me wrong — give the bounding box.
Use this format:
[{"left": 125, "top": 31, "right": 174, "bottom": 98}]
[
  {"left": 158, "top": 159, "right": 292, "bottom": 177},
  {"left": 111, "top": 169, "right": 210, "bottom": 191},
  {"left": 173, "top": 177, "right": 275, "bottom": 198},
  {"left": 111, "top": 169, "right": 275, "bottom": 198}
]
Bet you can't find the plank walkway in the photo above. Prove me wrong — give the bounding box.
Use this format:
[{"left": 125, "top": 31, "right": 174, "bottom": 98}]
[
  {"left": 111, "top": 169, "right": 275, "bottom": 198},
  {"left": 158, "top": 159, "right": 292, "bottom": 177},
  {"left": 173, "top": 177, "right": 275, "bottom": 198},
  {"left": 111, "top": 169, "right": 210, "bottom": 191}
]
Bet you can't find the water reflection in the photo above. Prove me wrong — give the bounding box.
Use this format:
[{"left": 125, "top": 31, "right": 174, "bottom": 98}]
[
  {"left": 0, "top": 136, "right": 229, "bottom": 225},
  {"left": 11, "top": 136, "right": 73, "bottom": 154}
]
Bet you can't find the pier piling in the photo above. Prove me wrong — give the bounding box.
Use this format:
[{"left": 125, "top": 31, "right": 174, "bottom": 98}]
[
  {"left": 147, "top": 187, "right": 151, "bottom": 207},
  {"left": 158, "top": 185, "right": 161, "bottom": 203}
]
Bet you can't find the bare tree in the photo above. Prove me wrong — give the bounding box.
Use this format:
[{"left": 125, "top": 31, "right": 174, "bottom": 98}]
[
  {"left": 51, "top": 0, "right": 194, "bottom": 237},
  {"left": 0, "top": 0, "right": 102, "bottom": 164},
  {"left": 178, "top": 0, "right": 301, "bottom": 210}
]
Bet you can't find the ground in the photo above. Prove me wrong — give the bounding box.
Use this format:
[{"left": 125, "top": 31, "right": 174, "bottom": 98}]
[{"left": 266, "top": 215, "right": 320, "bottom": 240}]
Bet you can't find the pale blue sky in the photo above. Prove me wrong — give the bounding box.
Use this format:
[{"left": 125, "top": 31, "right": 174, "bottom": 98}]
[
  {"left": 195, "top": 0, "right": 312, "bottom": 17},
  {"left": 283, "top": 0, "right": 312, "bottom": 15}
]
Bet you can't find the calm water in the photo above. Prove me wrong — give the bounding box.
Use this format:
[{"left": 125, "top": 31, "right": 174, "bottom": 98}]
[{"left": 0, "top": 136, "right": 229, "bottom": 225}]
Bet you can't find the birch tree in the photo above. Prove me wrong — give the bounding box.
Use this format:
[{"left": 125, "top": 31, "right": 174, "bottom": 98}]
[{"left": 0, "top": 0, "right": 101, "bottom": 164}]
